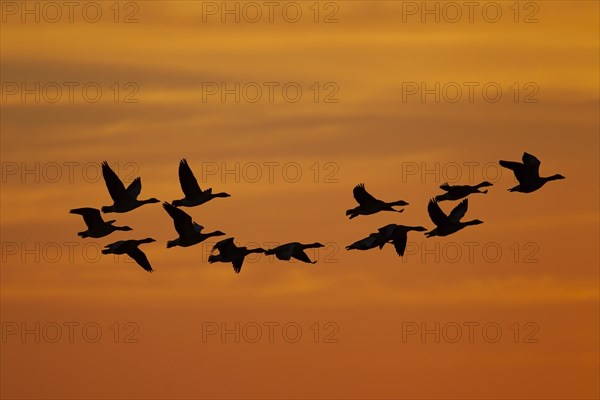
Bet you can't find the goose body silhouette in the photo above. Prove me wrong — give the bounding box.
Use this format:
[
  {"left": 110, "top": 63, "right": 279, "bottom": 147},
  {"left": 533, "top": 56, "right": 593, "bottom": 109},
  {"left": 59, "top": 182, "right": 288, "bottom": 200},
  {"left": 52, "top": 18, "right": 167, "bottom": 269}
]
[
  {"left": 173, "top": 159, "right": 231, "bottom": 207},
  {"left": 346, "top": 232, "right": 387, "bottom": 251},
  {"left": 265, "top": 242, "right": 324, "bottom": 264},
  {"left": 70, "top": 207, "right": 132, "bottom": 238},
  {"left": 499, "top": 152, "right": 565, "bottom": 193},
  {"left": 377, "top": 224, "right": 428, "bottom": 256},
  {"left": 101, "top": 161, "right": 159, "bottom": 213},
  {"left": 425, "top": 198, "right": 483, "bottom": 237},
  {"left": 346, "top": 224, "right": 426, "bottom": 256},
  {"left": 162, "top": 202, "right": 225, "bottom": 248},
  {"left": 208, "top": 237, "right": 265, "bottom": 274},
  {"left": 435, "top": 181, "right": 493, "bottom": 202},
  {"left": 101, "top": 238, "right": 156, "bottom": 272},
  {"left": 346, "top": 183, "right": 408, "bottom": 219}
]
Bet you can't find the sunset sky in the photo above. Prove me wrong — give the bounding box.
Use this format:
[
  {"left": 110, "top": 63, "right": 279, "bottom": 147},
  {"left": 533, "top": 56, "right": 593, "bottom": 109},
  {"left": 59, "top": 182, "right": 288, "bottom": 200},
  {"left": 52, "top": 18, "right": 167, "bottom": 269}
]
[{"left": 1, "top": 1, "right": 599, "bottom": 399}]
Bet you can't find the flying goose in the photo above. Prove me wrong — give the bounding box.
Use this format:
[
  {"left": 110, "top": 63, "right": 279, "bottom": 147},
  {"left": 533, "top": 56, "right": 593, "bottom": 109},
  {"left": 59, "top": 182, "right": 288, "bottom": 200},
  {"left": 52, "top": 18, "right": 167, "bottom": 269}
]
[
  {"left": 264, "top": 242, "right": 324, "bottom": 264},
  {"left": 435, "top": 181, "right": 493, "bottom": 202},
  {"left": 162, "top": 202, "right": 225, "bottom": 248},
  {"left": 425, "top": 198, "right": 483, "bottom": 237},
  {"left": 70, "top": 207, "right": 132, "bottom": 238},
  {"left": 377, "top": 224, "right": 428, "bottom": 256},
  {"left": 208, "top": 238, "right": 265, "bottom": 274},
  {"left": 346, "top": 224, "right": 426, "bottom": 256},
  {"left": 173, "top": 159, "right": 231, "bottom": 207},
  {"left": 346, "top": 183, "right": 408, "bottom": 219},
  {"left": 346, "top": 232, "right": 387, "bottom": 251},
  {"left": 101, "top": 161, "right": 160, "bottom": 213},
  {"left": 499, "top": 152, "right": 565, "bottom": 193},
  {"left": 101, "top": 238, "right": 156, "bottom": 272}
]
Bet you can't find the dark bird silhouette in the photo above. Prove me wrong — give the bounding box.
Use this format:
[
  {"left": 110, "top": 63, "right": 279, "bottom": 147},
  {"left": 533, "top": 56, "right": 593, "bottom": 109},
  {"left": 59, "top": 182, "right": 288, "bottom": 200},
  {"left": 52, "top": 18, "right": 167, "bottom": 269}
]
[
  {"left": 346, "top": 232, "right": 387, "bottom": 251},
  {"left": 162, "top": 202, "right": 225, "bottom": 248},
  {"left": 101, "top": 238, "right": 156, "bottom": 272},
  {"left": 499, "top": 152, "right": 565, "bottom": 193},
  {"left": 346, "top": 224, "right": 426, "bottom": 257},
  {"left": 208, "top": 238, "right": 265, "bottom": 274},
  {"left": 346, "top": 183, "right": 408, "bottom": 219},
  {"left": 435, "top": 181, "right": 493, "bottom": 202},
  {"left": 425, "top": 198, "right": 483, "bottom": 238},
  {"left": 70, "top": 207, "right": 132, "bottom": 238},
  {"left": 172, "top": 159, "right": 231, "bottom": 207},
  {"left": 377, "top": 224, "right": 428, "bottom": 256},
  {"left": 101, "top": 161, "right": 159, "bottom": 213},
  {"left": 264, "top": 242, "right": 324, "bottom": 264}
]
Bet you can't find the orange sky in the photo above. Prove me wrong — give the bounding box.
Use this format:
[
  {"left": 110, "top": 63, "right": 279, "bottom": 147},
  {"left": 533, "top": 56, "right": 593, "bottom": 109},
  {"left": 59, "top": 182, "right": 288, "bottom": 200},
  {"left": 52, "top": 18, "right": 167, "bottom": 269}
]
[{"left": 1, "top": 1, "right": 599, "bottom": 399}]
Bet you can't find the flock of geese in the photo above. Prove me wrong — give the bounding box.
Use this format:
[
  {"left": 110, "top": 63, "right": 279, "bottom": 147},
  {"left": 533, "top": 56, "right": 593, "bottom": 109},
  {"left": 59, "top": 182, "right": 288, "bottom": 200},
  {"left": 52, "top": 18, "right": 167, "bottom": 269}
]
[{"left": 70, "top": 153, "right": 564, "bottom": 273}]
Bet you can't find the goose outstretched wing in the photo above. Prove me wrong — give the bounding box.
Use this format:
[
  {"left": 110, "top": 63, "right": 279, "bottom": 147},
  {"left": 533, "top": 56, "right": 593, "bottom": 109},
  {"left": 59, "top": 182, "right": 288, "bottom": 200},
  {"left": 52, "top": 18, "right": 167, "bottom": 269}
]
[
  {"left": 232, "top": 257, "right": 244, "bottom": 274},
  {"left": 427, "top": 198, "right": 449, "bottom": 227},
  {"left": 439, "top": 182, "right": 452, "bottom": 192},
  {"left": 126, "top": 177, "right": 142, "bottom": 199},
  {"left": 127, "top": 247, "right": 154, "bottom": 272},
  {"left": 448, "top": 199, "right": 468, "bottom": 223},
  {"left": 500, "top": 152, "right": 542, "bottom": 183},
  {"left": 70, "top": 207, "right": 105, "bottom": 228},
  {"left": 179, "top": 159, "right": 203, "bottom": 198},
  {"left": 353, "top": 183, "right": 378, "bottom": 206},
  {"left": 391, "top": 231, "right": 409, "bottom": 257},
  {"left": 102, "top": 161, "right": 127, "bottom": 202},
  {"left": 292, "top": 250, "right": 314, "bottom": 264},
  {"left": 522, "top": 152, "right": 541, "bottom": 179},
  {"left": 163, "top": 202, "right": 200, "bottom": 237},
  {"left": 213, "top": 238, "right": 238, "bottom": 255}
]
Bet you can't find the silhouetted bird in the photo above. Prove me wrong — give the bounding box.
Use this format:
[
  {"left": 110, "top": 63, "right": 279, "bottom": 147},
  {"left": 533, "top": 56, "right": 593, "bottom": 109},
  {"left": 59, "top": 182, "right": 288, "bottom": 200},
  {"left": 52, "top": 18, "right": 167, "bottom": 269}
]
[
  {"left": 499, "top": 152, "right": 565, "bottom": 193},
  {"left": 172, "top": 159, "right": 231, "bottom": 207},
  {"left": 346, "top": 224, "right": 426, "bottom": 257},
  {"left": 425, "top": 198, "right": 483, "bottom": 237},
  {"left": 346, "top": 233, "right": 387, "bottom": 251},
  {"left": 101, "top": 161, "right": 159, "bottom": 213},
  {"left": 162, "top": 202, "right": 225, "bottom": 248},
  {"left": 208, "top": 238, "right": 265, "bottom": 274},
  {"left": 346, "top": 183, "right": 408, "bottom": 219},
  {"left": 265, "top": 242, "right": 324, "bottom": 264},
  {"left": 70, "top": 207, "right": 132, "bottom": 238},
  {"left": 377, "top": 224, "right": 428, "bottom": 256},
  {"left": 101, "top": 238, "right": 156, "bottom": 272},
  {"left": 435, "top": 181, "right": 493, "bottom": 202}
]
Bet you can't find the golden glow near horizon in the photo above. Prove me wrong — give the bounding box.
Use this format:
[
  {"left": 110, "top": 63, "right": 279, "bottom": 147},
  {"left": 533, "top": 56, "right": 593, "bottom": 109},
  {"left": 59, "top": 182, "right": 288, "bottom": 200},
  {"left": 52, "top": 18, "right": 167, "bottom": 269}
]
[{"left": 1, "top": 1, "right": 598, "bottom": 399}]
